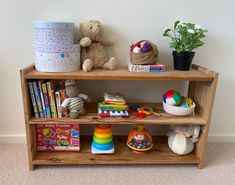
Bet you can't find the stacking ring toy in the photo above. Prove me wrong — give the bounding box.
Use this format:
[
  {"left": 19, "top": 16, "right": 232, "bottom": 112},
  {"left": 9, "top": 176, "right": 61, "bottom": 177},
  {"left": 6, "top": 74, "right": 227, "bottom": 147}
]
[
  {"left": 92, "top": 141, "right": 114, "bottom": 150},
  {"left": 94, "top": 131, "right": 112, "bottom": 139},
  {"left": 93, "top": 136, "right": 113, "bottom": 144},
  {"left": 95, "top": 127, "right": 112, "bottom": 134}
]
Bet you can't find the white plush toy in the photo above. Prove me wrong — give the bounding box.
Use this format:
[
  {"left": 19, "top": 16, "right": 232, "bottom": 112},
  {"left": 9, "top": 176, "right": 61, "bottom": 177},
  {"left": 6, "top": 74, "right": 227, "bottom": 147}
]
[{"left": 167, "top": 125, "right": 200, "bottom": 155}]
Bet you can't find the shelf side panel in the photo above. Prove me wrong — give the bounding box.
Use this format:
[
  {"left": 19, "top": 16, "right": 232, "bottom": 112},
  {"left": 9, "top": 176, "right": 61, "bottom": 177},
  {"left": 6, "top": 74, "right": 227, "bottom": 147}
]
[{"left": 188, "top": 71, "right": 219, "bottom": 168}]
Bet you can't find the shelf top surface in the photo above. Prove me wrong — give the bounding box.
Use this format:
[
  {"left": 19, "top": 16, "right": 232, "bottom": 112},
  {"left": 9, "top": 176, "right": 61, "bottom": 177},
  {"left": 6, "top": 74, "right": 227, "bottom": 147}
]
[{"left": 23, "top": 65, "right": 215, "bottom": 81}]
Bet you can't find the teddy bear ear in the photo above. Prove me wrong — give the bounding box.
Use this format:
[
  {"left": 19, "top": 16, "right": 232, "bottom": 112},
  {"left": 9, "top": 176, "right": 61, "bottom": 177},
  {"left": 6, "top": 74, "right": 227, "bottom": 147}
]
[{"left": 80, "top": 20, "right": 88, "bottom": 27}]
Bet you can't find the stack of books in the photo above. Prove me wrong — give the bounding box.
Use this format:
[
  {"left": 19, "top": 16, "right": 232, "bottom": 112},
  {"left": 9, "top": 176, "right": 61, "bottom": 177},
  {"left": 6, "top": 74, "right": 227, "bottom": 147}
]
[
  {"left": 28, "top": 80, "right": 68, "bottom": 119},
  {"left": 98, "top": 93, "right": 129, "bottom": 117},
  {"left": 128, "top": 63, "right": 166, "bottom": 72}
]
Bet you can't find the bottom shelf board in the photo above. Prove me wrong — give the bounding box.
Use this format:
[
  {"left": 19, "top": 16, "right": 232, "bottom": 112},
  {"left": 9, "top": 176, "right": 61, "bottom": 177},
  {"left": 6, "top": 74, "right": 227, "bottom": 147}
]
[{"left": 32, "top": 136, "right": 200, "bottom": 165}]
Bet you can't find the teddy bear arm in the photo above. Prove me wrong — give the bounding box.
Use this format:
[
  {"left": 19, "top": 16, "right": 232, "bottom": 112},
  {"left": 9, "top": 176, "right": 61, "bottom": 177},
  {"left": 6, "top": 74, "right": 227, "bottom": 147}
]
[
  {"left": 99, "top": 39, "right": 114, "bottom": 46},
  {"left": 61, "top": 98, "right": 70, "bottom": 108},
  {"left": 80, "top": 37, "right": 92, "bottom": 47},
  {"left": 78, "top": 94, "right": 91, "bottom": 102}
]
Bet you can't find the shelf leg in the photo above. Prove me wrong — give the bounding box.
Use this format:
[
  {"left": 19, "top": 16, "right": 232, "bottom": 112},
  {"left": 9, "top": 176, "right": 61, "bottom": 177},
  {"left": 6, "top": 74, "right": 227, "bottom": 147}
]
[
  {"left": 25, "top": 124, "right": 36, "bottom": 171},
  {"left": 29, "top": 163, "right": 35, "bottom": 171},
  {"left": 197, "top": 162, "right": 204, "bottom": 169}
]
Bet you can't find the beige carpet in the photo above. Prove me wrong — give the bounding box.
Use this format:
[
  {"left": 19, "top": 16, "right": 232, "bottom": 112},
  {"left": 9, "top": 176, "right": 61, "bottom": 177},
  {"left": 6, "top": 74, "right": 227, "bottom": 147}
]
[{"left": 0, "top": 143, "right": 234, "bottom": 185}]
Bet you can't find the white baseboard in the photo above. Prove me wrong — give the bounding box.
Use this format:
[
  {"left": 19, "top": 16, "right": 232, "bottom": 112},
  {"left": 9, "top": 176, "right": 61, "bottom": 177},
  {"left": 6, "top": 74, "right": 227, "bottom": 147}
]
[
  {"left": 0, "top": 135, "right": 234, "bottom": 144},
  {"left": 0, "top": 135, "right": 26, "bottom": 144},
  {"left": 208, "top": 135, "right": 235, "bottom": 143}
]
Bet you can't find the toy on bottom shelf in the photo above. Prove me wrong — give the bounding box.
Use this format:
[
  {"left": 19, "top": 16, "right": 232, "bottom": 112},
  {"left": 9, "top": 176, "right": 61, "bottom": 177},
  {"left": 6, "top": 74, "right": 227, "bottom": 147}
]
[
  {"left": 163, "top": 89, "right": 196, "bottom": 116},
  {"left": 36, "top": 124, "right": 80, "bottom": 151},
  {"left": 91, "top": 124, "right": 115, "bottom": 154},
  {"left": 127, "top": 124, "right": 153, "bottom": 154},
  {"left": 167, "top": 125, "right": 200, "bottom": 155}
]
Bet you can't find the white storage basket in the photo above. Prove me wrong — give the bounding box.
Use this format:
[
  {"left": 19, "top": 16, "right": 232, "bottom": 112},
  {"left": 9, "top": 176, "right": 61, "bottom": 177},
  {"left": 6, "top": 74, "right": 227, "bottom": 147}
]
[
  {"left": 34, "top": 44, "right": 81, "bottom": 72},
  {"left": 34, "top": 21, "right": 74, "bottom": 46}
]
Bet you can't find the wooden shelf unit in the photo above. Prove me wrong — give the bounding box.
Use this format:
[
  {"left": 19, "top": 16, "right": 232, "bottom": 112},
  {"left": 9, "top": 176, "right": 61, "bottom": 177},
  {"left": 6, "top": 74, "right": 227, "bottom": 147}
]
[{"left": 20, "top": 64, "right": 218, "bottom": 170}]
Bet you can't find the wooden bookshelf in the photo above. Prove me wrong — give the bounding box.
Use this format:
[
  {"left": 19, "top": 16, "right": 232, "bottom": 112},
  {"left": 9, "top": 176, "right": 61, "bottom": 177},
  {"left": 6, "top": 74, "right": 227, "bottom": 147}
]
[{"left": 20, "top": 64, "right": 218, "bottom": 170}]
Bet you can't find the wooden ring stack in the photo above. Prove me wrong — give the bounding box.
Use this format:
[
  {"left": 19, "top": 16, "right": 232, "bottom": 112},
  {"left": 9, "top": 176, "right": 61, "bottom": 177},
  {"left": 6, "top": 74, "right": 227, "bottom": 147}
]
[{"left": 91, "top": 124, "right": 115, "bottom": 154}]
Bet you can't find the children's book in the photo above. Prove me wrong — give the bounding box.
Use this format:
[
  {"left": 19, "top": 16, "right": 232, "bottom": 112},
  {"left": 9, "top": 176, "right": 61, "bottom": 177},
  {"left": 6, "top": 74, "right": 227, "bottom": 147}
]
[
  {"left": 47, "top": 81, "right": 57, "bottom": 118},
  {"left": 42, "top": 82, "right": 51, "bottom": 118},
  {"left": 28, "top": 82, "right": 39, "bottom": 118},
  {"left": 128, "top": 62, "right": 166, "bottom": 73},
  {"left": 103, "top": 93, "right": 126, "bottom": 105},
  {"left": 60, "top": 89, "right": 69, "bottom": 117},
  {"left": 36, "top": 124, "right": 80, "bottom": 152},
  {"left": 98, "top": 102, "right": 128, "bottom": 111},
  {"left": 55, "top": 89, "right": 62, "bottom": 118},
  {"left": 32, "top": 81, "right": 44, "bottom": 118},
  {"left": 38, "top": 80, "right": 46, "bottom": 117}
]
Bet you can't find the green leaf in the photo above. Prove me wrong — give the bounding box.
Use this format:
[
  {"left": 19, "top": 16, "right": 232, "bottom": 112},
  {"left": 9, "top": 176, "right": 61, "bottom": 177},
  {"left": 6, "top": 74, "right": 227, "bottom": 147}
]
[{"left": 174, "top": 20, "right": 180, "bottom": 29}]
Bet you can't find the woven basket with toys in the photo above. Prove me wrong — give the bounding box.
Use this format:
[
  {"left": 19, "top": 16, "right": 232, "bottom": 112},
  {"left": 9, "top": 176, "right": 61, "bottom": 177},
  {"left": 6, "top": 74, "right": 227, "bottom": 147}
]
[{"left": 130, "top": 40, "right": 158, "bottom": 65}]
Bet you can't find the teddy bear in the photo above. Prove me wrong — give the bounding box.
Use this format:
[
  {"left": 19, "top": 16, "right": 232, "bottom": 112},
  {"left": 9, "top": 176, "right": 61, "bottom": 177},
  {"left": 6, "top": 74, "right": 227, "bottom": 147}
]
[
  {"left": 59, "top": 80, "right": 90, "bottom": 119},
  {"left": 167, "top": 125, "right": 200, "bottom": 155},
  {"left": 79, "top": 19, "right": 117, "bottom": 72}
]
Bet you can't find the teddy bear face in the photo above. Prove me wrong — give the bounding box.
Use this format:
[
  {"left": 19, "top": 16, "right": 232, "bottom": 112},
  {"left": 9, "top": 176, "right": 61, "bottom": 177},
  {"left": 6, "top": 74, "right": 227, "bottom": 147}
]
[
  {"left": 80, "top": 19, "right": 103, "bottom": 41},
  {"left": 65, "top": 80, "right": 80, "bottom": 97}
]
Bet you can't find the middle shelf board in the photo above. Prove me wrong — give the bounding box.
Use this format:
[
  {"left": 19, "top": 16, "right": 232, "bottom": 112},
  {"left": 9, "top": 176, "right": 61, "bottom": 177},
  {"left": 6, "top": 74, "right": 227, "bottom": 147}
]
[{"left": 28, "top": 102, "right": 207, "bottom": 125}]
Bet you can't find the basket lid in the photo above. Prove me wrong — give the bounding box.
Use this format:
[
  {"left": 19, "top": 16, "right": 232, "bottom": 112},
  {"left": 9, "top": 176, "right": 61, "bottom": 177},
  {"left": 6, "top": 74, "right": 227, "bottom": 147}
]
[{"left": 33, "top": 21, "right": 74, "bottom": 29}]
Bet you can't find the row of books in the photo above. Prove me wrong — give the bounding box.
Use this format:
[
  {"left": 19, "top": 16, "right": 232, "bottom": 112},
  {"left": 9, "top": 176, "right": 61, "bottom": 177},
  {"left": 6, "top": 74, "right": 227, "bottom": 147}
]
[
  {"left": 28, "top": 80, "right": 67, "bottom": 119},
  {"left": 98, "top": 93, "right": 129, "bottom": 117}
]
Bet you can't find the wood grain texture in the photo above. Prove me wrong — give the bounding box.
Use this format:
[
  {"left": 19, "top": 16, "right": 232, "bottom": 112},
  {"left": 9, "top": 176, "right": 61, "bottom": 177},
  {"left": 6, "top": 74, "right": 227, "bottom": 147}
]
[
  {"left": 20, "top": 64, "right": 218, "bottom": 170},
  {"left": 20, "top": 64, "right": 35, "bottom": 170},
  {"left": 188, "top": 69, "right": 219, "bottom": 169},
  {"left": 28, "top": 103, "right": 207, "bottom": 125},
  {"left": 24, "top": 64, "right": 214, "bottom": 81},
  {"left": 32, "top": 136, "right": 200, "bottom": 166}
]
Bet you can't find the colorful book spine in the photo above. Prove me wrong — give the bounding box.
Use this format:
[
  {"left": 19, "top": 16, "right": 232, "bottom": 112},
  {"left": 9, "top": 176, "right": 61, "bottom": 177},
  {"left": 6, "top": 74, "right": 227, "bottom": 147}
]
[
  {"left": 32, "top": 81, "right": 44, "bottom": 118},
  {"left": 28, "top": 82, "right": 39, "bottom": 118},
  {"left": 55, "top": 89, "right": 62, "bottom": 118},
  {"left": 42, "top": 83, "right": 51, "bottom": 118},
  {"left": 46, "top": 81, "right": 57, "bottom": 118},
  {"left": 38, "top": 80, "right": 46, "bottom": 117},
  {"left": 60, "top": 89, "right": 69, "bottom": 117}
]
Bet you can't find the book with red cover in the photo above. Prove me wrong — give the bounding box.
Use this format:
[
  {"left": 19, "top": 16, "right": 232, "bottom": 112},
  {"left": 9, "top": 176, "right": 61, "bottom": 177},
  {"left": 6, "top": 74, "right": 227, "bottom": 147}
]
[{"left": 36, "top": 124, "right": 80, "bottom": 152}]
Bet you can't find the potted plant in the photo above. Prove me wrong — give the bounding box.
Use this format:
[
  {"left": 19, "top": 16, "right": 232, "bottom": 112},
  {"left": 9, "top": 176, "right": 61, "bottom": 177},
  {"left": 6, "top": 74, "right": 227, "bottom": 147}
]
[{"left": 163, "top": 21, "right": 207, "bottom": 70}]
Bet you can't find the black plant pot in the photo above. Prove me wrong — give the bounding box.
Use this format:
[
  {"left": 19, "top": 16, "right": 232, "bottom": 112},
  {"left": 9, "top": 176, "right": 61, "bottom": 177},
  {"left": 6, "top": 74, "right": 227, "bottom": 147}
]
[{"left": 172, "top": 51, "right": 195, "bottom": 71}]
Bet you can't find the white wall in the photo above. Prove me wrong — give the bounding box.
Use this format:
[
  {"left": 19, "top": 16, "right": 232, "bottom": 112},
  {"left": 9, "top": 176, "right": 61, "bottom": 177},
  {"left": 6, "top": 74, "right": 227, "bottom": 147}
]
[{"left": 0, "top": 0, "right": 234, "bottom": 142}]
